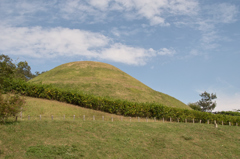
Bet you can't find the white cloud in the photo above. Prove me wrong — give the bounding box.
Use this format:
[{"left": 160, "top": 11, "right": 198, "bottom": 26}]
[
  {"left": 101, "top": 44, "right": 156, "bottom": 65},
  {"left": 214, "top": 93, "right": 240, "bottom": 112},
  {"left": 0, "top": 26, "right": 108, "bottom": 58},
  {"left": 0, "top": 25, "right": 170, "bottom": 65},
  {"left": 158, "top": 48, "right": 176, "bottom": 56},
  {"left": 58, "top": 0, "right": 199, "bottom": 26}
]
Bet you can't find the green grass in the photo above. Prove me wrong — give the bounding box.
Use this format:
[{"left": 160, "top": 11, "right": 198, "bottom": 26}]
[
  {"left": 29, "top": 61, "right": 190, "bottom": 110},
  {"left": 0, "top": 96, "right": 240, "bottom": 158}
]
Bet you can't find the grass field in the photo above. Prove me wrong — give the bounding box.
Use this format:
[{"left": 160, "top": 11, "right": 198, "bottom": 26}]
[
  {"left": 29, "top": 61, "right": 190, "bottom": 110},
  {"left": 0, "top": 96, "right": 240, "bottom": 158}
]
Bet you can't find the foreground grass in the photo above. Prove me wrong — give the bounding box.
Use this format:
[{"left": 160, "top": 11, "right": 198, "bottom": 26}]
[
  {"left": 1, "top": 121, "right": 240, "bottom": 159},
  {"left": 1, "top": 96, "right": 240, "bottom": 158}
]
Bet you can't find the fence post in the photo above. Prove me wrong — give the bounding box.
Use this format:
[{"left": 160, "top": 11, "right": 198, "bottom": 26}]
[
  {"left": 170, "top": 117, "right": 172, "bottom": 122},
  {"left": 20, "top": 109, "right": 22, "bottom": 120},
  {"left": 51, "top": 115, "right": 53, "bottom": 120},
  {"left": 229, "top": 122, "right": 231, "bottom": 126},
  {"left": 93, "top": 115, "right": 95, "bottom": 121},
  {"left": 130, "top": 117, "right": 131, "bottom": 122},
  {"left": 200, "top": 120, "right": 201, "bottom": 124},
  {"left": 163, "top": 117, "right": 164, "bottom": 123},
  {"left": 40, "top": 115, "right": 41, "bottom": 120},
  {"left": 83, "top": 115, "right": 85, "bottom": 121},
  {"left": 154, "top": 117, "right": 156, "bottom": 122},
  {"left": 28, "top": 115, "right": 30, "bottom": 120},
  {"left": 73, "top": 115, "right": 75, "bottom": 120},
  {"left": 102, "top": 116, "right": 104, "bottom": 121},
  {"left": 177, "top": 118, "right": 179, "bottom": 123},
  {"left": 222, "top": 121, "right": 223, "bottom": 125},
  {"left": 207, "top": 120, "right": 209, "bottom": 124},
  {"left": 138, "top": 117, "right": 140, "bottom": 122},
  {"left": 185, "top": 119, "right": 187, "bottom": 123},
  {"left": 111, "top": 117, "right": 113, "bottom": 122},
  {"left": 63, "top": 115, "right": 65, "bottom": 120},
  {"left": 193, "top": 119, "right": 194, "bottom": 124}
]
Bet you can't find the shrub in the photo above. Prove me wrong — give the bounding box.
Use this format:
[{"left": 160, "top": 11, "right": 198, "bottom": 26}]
[{"left": 0, "top": 92, "right": 25, "bottom": 123}]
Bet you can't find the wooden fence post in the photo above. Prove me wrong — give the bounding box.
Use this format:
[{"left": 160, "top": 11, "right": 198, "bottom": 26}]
[
  {"left": 111, "top": 117, "right": 113, "bottom": 122},
  {"left": 138, "top": 117, "right": 140, "bottom": 122},
  {"left": 146, "top": 117, "right": 148, "bottom": 122},
  {"left": 229, "top": 122, "right": 231, "bottom": 126},
  {"left": 222, "top": 121, "right": 223, "bottom": 125},
  {"left": 73, "top": 115, "right": 75, "bottom": 120},
  {"left": 207, "top": 120, "right": 209, "bottom": 124},
  {"left": 193, "top": 119, "right": 194, "bottom": 124},
  {"left": 177, "top": 118, "right": 179, "bottom": 123},
  {"left": 102, "top": 116, "right": 104, "bottom": 121},
  {"left": 130, "top": 117, "right": 131, "bottom": 122},
  {"left": 170, "top": 117, "right": 172, "bottom": 122},
  {"left": 200, "top": 120, "right": 201, "bottom": 124},
  {"left": 20, "top": 109, "right": 22, "bottom": 120},
  {"left": 154, "top": 117, "right": 156, "bottom": 122},
  {"left": 185, "top": 119, "right": 187, "bottom": 123},
  {"left": 83, "top": 115, "right": 85, "bottom": 121},
  {"left": 93, "top": 115, "right": 95, "bottom": 121},
  {"left": 163, "top": 117, "right": 164, "bottom": 123}
]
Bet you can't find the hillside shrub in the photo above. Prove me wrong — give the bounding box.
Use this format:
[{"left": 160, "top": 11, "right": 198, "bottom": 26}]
[
  {"left": 0, "top": 92, "right": 25, "bottom": 123},
  {"left": 2, "top": 78, "right": 240, "bottom": 125}
]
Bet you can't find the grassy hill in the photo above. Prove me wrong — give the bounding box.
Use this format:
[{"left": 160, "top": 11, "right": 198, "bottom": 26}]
[
  {"left": 29, "top": 61, "right": 190, "bottom": 109},
  {"left": 1, "top": 96, "right": 239, "bottom": 158}
]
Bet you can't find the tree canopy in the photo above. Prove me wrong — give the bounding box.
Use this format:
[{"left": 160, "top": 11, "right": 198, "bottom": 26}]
[{"left": 198, "top": 91, "right": 217, "bottom": 112}]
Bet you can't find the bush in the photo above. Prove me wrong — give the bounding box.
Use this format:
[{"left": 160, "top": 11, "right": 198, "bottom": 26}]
[
  {"left": 0, "top": 92, "right": 25, "bottom": 123},
  {"left": 188, "top": 103, "right": 201, "bottom": 111}
]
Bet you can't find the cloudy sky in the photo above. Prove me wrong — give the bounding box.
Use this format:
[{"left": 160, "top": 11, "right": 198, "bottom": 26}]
[{"left": 1, "top": 0, "right": 239, "bottom": 111}]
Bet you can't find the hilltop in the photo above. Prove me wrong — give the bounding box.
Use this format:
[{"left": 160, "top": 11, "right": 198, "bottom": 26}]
[{"left": 29, "top": 61, "right": 189, "bottom": 109}]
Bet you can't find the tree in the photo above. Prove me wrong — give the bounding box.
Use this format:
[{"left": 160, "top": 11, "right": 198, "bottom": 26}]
[
  {"left": 188, "top": 103, "right": 201, "bottom": 111},
  {"left": 0, "top": 54, "right": 37, "bottom": 83},
  {"left": 0, "top": 92, "right": 25, "bottom": 123},
  {"left": 198, "top": 91, "right": 217, "bottom": 112}
]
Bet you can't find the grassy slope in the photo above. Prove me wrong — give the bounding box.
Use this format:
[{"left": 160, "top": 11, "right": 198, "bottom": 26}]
[
  {"left": 29, "top": 61, "right": 190, "bottom": 109},
  {"left": 0, "top": 96, "right": 239, "bottom": 158}
]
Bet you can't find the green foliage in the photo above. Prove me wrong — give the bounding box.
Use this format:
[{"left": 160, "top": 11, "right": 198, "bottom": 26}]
[
  {"left": 215, "top": 111, "right": 240, "bottom": 117},
  {"left": 2, "top": 78, "right": 240, "bottom": 125},
  {"left": 188, "top": 103, "right": 201, "bottom": 111},
  {"left": 0, "top": 92, "right": 25, "bottom": 123},
  {"left": 0, "top": 54, "right": 37, "bottom": 87},
  {"left": 198, "top": 91, "right": 217, "bottom": 112}
]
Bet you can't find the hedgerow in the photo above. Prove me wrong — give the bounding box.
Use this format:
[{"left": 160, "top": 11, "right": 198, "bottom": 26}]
[{"left": 2, "top": 78, "right": 240, "bottom": 125}]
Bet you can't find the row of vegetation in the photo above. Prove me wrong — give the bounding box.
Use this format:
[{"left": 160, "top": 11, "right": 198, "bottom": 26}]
[
  {"left": 1, "top": 54, "right": 240, "bottom": 125},
  {"left": 2, "top": 78, "right": 240, "bottom": 125}
]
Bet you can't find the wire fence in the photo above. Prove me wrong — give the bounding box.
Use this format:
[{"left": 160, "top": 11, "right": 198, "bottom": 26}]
[{"left": 9, "top": 115, "right": 239, "bottom": 126}]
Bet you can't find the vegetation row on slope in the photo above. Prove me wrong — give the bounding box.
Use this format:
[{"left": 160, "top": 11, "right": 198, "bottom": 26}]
[{"left": 3, "top": 78, "right": 240, "bottom": 125}]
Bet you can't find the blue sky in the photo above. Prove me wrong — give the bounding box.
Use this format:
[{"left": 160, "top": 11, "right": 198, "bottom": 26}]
[{"left": 0, "top": 0, "right": 239, "bottom": 111}]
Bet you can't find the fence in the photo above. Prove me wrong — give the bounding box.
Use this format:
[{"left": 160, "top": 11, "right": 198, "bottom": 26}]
[{"left": 14, "top": 114, "right": 239, "bottom": 126}]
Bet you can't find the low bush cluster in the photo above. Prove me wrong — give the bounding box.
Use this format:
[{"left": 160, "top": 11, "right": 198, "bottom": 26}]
[{"left": 2, "top": 78, "right": 240, "bottom": 125}]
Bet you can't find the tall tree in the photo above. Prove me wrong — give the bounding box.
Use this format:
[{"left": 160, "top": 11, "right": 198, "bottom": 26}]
[{"left": 198, "top": 91, "right": 217, "bottom": 112}]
